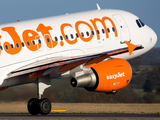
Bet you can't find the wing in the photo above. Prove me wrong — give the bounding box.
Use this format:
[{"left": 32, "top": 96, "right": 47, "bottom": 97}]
[{"left": 7, "top": 42, "right": 143, "bottom": 79}]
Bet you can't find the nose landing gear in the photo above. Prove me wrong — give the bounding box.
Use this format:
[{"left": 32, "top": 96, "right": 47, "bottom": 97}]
[{"left": 27, "top": 75, "right": 52, "bottom": 115}]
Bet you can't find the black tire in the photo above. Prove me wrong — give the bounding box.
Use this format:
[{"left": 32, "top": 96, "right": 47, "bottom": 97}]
[
  {"left": 27, "top": 98, "right": 39, "bottom": 115},
  {"left": 39, "top": 98, "right": 51, "bottom": 115}
]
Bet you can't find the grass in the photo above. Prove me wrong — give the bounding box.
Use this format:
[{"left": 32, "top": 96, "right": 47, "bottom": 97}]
[
  {"left": 133, "top": 89, "right": 157, "bottom": 93},
  {"left": 0, "top": 102, "right": 160, "bottom": 115},
  {"left": 0, "top": 103, "right": 160, "bottom": 120}
]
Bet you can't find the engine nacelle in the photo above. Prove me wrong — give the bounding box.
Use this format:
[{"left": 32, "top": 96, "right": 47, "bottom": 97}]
[{"left": 70, "top": 58, "right": 132, "bottom": 92}]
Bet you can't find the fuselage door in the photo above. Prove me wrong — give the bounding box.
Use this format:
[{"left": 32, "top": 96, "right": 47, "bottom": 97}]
[{"left": 113, "top": 14, "right": 130, "bottom": 44}]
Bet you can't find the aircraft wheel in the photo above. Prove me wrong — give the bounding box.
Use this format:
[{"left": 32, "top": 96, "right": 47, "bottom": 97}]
[
  {"left": 39, "top": 98, "right": 51, "bottom": 115},
  {"left": 27, "top": 98, "right": 39, "bottom": 115}
]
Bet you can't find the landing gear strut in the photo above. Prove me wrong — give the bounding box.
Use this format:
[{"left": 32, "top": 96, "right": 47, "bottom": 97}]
[{"left": 27, "top": 75, "right": 51, "bottom": 115}]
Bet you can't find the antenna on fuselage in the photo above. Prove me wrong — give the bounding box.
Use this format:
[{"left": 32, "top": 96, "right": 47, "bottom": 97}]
[{"left": 96, "top": 3, "right": 101, "bottom": 10}]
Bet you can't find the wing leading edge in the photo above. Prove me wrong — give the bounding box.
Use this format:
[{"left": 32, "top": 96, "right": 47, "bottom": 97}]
[{"left": 7, "top": 43, "right": 143, "bottom": 79}]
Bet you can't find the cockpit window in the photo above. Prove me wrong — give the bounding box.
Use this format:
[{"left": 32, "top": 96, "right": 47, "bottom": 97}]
[
  {"left": 139, "top": 19, "right": 145, "bottom": 26},
  {"left": 136, "top": 20, "right": 141, "bottom": 28},
  {"left": 136, "top": 19, "right": 145, "bottom": 28}
]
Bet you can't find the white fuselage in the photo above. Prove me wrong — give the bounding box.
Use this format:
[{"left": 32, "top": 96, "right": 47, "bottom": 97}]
[{"left": 0, "top": 9, "right": 157, "bottom": 87}]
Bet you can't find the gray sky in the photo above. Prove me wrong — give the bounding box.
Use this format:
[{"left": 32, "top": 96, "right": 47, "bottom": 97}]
[{"left": 0, "top": 0, "right": 159, "bottom": 47}]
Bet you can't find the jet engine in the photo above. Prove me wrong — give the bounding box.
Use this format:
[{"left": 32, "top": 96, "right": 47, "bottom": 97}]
[{"left": 70, "top": 58, "right": 132, "bottom": 92}]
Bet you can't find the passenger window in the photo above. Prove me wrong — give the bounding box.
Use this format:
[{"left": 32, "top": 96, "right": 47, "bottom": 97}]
[
  {"left": 16, "top": 43, "right": 19, "bottom": 48},
  {"left": 55, "top": 37, "right": 58, "bottom": 41},
  {"left": 97, "top": 30, "right": 100, "bottom": 34},
  {"left": 47, "top": 38, "right": 50, "bottom": 43},
  {"left": 86, "top": 31, "right": 89, "bottom": 36},
  {"left": 0, "top": 46, "right": 3, "bottom": 50},
  {"left": 60, "top": 36, "right": 63, "bottom": 40},
  {"left": 76, "top": 33, "right": 79, "bottom": 38},
  {"left": 92, "top": 31, "right": 95, "bottom": 35},
  {"left": 107, "top": 28, "right": 110, "bottom": 33},
  {"left": 32, "top": 41, "right": 35, "bottom": 45},
  {"left": 11, "top": 44, "right": 14, "bottom": 49},
  {"left": 22, "top": 42, "right": 25, "bottom": 47},
  {"left": 102, "top": 29, "right": 105, "bottom": 34},
  {"left": 81, "top": 32, "right": 84, "bottom": 37},
  {"left": 112, "top": 27, "right": 115, "bottom": 32},
  {"left": 27, "top": 41, "right": 30, "bottom": 46},
  {"left": 65, "top": 35, "right": 68, "bottom": 40},
  {"left": 5, "top": 45, "right": 8, "bottom": 50},
  {"left": 38, "top": 39, "right": 41, "bottom": 44},
  {"left": 70, "top": 34, "right": 74, "bottom": 39}
]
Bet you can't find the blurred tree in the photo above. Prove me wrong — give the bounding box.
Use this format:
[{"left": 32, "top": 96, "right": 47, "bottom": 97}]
[
  {"left": 143, "top": 79, "right": 152, "bottom": 92},
  {"left": 129, "top": 56, "right": 142, "bottom": 71}
]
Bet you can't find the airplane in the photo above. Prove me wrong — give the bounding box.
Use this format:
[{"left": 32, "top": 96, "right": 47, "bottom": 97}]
[{"left": 0, "top": 4, "right": 157, "bottom": 115}]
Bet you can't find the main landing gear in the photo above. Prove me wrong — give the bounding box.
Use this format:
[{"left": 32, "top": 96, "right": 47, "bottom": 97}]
[{"left": 27, "top": 76, "right": 52, "bottom": 115}]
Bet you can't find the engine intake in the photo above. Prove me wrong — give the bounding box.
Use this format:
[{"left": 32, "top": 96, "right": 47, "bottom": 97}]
[{"left": 71, "top": 71, "right": 97, "bottom": 88}]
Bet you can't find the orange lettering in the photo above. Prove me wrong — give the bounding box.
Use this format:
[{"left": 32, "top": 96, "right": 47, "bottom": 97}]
[
  {"left": 1, "top": 27, "right": 22, "bottom": 55},
  {"left": 90, "top": 17, "right": 118, "bottom": 40},
  {"left": 22, "top": 30, "right": 41, "bottom": 51},
  {"left": 60, "top": 41, "right": 64, "bottom": 46},
  {"left": 0, "top": 16, "right": 119, "bottom": 56},
  {"left": 75, "top": 21, "right": 93, "bottom": 42},
  {"left": 61, "top": 23, "right": 77, "bottom": 45},
  {"left": 36, "top": 23, "right": 57, "bottom": 48}
]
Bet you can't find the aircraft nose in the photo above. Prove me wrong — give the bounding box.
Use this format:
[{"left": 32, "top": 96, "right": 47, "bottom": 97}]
[{"left": 150, "top": 28, "right": 157, "bottom": 46}]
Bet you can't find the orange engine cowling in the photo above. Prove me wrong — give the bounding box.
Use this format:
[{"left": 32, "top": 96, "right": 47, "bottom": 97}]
[{"left": 70, "top": 58, "right": 132, "bottom": 92}]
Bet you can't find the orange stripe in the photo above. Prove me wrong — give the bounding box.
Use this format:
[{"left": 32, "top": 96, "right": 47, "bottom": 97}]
[
  {"left": 108, "top": 48, "right": 128, "bottom": 56},
  {"left": 58, "top": 60, "right": 87, "bottom": 72},
  {"left": 85, "top": 55, "right": 110, "bottom": 68},
  {"left": 51, "top": 110, "right": 66, "bottom": 112},
  {"left": 0, "top": 87, "right": 8, "bottom": 91},
  {"left": 29, "top": 70, "right": 45, "bottom": 79}
]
